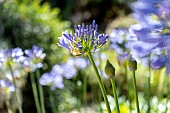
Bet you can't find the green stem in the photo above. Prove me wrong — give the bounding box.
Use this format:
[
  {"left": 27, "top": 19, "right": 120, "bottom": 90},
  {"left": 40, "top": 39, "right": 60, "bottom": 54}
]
[
  {"left": 132, "top": 71, "right": 140, "bottom": 113},
  {"left": 147, "top": 54, "right": 151, "bottom": 113},
  {"left": 110, "top": 77, "right": 120, "bottom": 113},
  {"left": 147, "top": 68, "right": 151, "bottom": 113},
  {"left": 49, "top": 88, "right": 57, "bottom": 113},
  {"left": 87, "top": 52, "right": 111, "bottom": 113},
  {"left": 36, "top": 69, "right": 46, "bottom": 113},
  {"left": 165, "top": 76, "right": 169, "bottom": 113},
  {"left": 98, "top": 86, "right": 103, "bottom": 113},
  {"left": 5, "top": 97, "right": 12, "bottom": 113},
  {"left": 30, "top": 72, "right": 41, "bottom": 113},
  {"left": 83, "top": 72, "right": 87, "bottom": 112},
  {"left": 124, "top": 65, "right": 132, "bottom": 112},
  {"left": 8, "top": 64, "right": 23, "bottom": 113}
]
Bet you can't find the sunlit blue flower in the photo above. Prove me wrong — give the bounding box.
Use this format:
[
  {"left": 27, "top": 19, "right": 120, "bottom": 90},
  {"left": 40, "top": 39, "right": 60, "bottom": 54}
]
[{"left": 58, "top": 20, "right": 108, "bottom": 56}]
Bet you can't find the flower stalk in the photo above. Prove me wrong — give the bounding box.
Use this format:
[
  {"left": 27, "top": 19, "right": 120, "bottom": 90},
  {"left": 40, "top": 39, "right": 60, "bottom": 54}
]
[
  {"left": 132, "top": 71, "right": 140, "bottom": 113},
  {"left": 36, "top": 69, "right": 46, "bottom": 113},
  {"left": 87, "top": 51, "right": 111, "bottom": 113},
  {"left": 128, "top": 57, "right": 140, "bottom": 113},
  {"left": 5, "top": 97, "right": 12, "bottom": 113},
  {"left": 49, "top": 88, "right": 57, "bottom": 113},
  {"left": 105, "top": 59, "right": 120, "bottom": 113},
  {"left": 110, "top": 77, "right": 120, "bottom": 113},
  {"left": 8, "top": 64, "right": 23, "bottom": 113},
  {"left": 83, "top": 72, "right": 87, "bottom": 112},
  {"left": 147, "top": 67, "right": 151, "bottom": 113},
  {"left": 30, "top": 72, "right": 41, "bottom": 113}
]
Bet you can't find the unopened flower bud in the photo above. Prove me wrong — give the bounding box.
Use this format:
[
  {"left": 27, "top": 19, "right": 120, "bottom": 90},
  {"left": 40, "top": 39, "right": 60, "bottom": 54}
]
[
  {"left": 105, "top": 59, "right": 115, "bottom": 78},
  {"left": 128, "top": 57, "right": 137, "bottom": 71}
]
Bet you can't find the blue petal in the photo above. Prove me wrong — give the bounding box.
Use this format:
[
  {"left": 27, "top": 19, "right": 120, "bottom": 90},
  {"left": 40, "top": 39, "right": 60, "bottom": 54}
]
[
  {"left": 58, "top": 39, "right": 71, "bottom": 50},
  {"left": 151, "top": 55, "right": 167, "bottom": 69},
  {"left": 165, "top": 54, "right": 170, "bottom": 75}
]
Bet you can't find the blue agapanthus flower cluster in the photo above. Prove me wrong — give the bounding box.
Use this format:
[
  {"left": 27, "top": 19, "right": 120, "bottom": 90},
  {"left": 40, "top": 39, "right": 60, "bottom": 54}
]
[
  {"left": 0, "top": 48, "right": 24, "bottom": 67},
  {"left": 58, "top": 20, "right": 109, "bottom": 56},
  {"left": 0, "top": 48, "right": 26, "bottom": 79},
  {"left": 40, "top": 57, "right": 87, "bottom": 90},
  {"left": 0, "top": 79, "right": 15, "bottom": 96},
  {"left": 0, "top": 45, "right": 46, "bottom": 81},
  {"left": 109, "top": 28, "right": 132, "bottom": 62},
  {"left": 23, "top": 45, "right": 46, "bottom": 72},
  {"left": 130, "top": 0, "right": 170, "bottom": 74}
]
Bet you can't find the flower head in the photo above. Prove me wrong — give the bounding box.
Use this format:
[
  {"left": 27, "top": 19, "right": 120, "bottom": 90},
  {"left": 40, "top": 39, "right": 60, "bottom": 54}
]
[
  {"left": 130, "top": 0, "right": 170, "bottom": 74},
  {"left": 0, "top": 48, "right": 24, "bottom": 66},
  {"left": 0, "top": 79, "right": 15, "bottom": 95},
  {"left": 23, "top": 45, "right": 46, "bottom": 72},
  {"left": 39, "top": 59, "right": 78, "bottom": 90},
  {"left": 58, "top": 20, "right": 108, "bottom": 56}
]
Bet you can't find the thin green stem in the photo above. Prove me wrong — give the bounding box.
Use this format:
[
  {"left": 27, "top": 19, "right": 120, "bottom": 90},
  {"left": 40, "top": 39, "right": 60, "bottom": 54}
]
[
  {"left": 30, "top": 72, "right": 41, "bottom": 113},
  {"left": 165, "top": 76, "right": 169, "bottom": 113},
  {"left": 49, "top": 88, "right": 57, "bottom": 113},
  {"left": 87, "top": 52, "right": 111, "bottom": 113},
  {"left": 36, "top": 69, "right": 46, "bottom": 113},
  {"left": 98, "top": 86, "right": 103, "bottom": 113},
  {"left": 98, "top": 51, "right": 104, "bottom": 113},
  {"left": 132, "top": 71, "right": 140, "bottom": 113},
  {"left": 8, "top": 64, "right": 23, "bottom": 113},
  {"left": 124, "top": 65, "right": 132, "bottom": 112},
  {"left": 5, "top": 97, "right": 12, "bottom": 113},
  {"left": 147, "top": 70, "right": 151, "bottom": 113},
  {"left": 83, "top": 72, "right": 87, "bottom": 112},
  {"left": 110, "top": 77, "right": 120, "bottom": 113},
  {"left": 147, "top": 54, "right": 151, "bottom": 113}
]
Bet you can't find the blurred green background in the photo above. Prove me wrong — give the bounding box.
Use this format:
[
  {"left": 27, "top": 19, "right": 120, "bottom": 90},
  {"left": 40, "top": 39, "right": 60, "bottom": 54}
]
[{"left": 0, "top": 0, "right": 169, "bottom": 113}]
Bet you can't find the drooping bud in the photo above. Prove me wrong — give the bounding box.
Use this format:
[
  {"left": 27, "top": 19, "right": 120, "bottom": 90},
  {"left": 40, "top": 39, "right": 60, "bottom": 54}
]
[
  {"left": 128, "top": 56, "right": 137, "bottom": 71},
  {"left": 105, "top": 59, "right": 115, "bottom": 78}
]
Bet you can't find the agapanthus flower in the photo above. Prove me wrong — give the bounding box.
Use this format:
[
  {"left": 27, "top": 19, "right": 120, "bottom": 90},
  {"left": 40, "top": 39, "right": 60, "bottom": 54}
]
[
  {"left": 23, "top": 45, "right": 46, "bottom": 72},
  {"left": 130, "top": 0, "right": 170, "bottom": 74},
  {"left": 40, "top": 59, "right": 78, "bottom": 90},
  {"left": 0, "top": 48, "right": 24, "bottom": 66},
  {"left": 0, "top": 79, "right": 15, "bottom": 95},
  {"left": 131, "top": 0, "right": 162, "bottom": 26},
  {"left": 109, "top": 28, "right": 134, "bottom": 63},
  {"left": 58, "top": 20, "right": 109, "bottom": 56},
  {"left": 60, "top": 59, "right": 77, "bottom": 79},
  {"left": 40, "top": 72, "right": 64, "bottom": 90}
]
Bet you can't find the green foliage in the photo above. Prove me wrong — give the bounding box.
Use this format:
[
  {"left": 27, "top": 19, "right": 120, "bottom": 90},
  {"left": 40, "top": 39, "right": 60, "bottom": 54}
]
[{"left": 0, "top": 0, "right": 70, "bottom": 68}]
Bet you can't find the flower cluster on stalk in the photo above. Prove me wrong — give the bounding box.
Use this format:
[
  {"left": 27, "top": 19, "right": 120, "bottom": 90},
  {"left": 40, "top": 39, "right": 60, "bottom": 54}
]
[
  {"left": 23, "top": 45, "right": 46, "bottom": 72},
  {"left": 58, "top": 20, "right": 109, "bottom": 56},
  {"left": 0, "top": 80, "right": 14, "bottom": 96},
  {"left": 0, "top": 46, "right": 46, "bottom": 93},
  {"left": 129, "top": 0, "right": 170, "bottom": 74}
]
